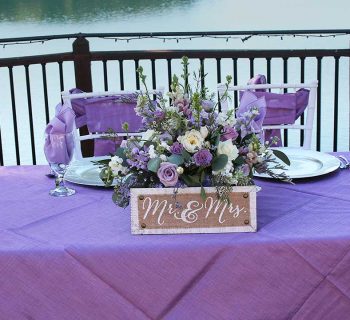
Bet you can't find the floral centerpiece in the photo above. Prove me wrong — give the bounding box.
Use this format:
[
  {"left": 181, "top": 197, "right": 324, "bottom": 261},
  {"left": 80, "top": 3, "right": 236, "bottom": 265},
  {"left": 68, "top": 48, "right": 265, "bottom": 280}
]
[{"left": 98, "top": 57, "right": 290, "bottom": 208}]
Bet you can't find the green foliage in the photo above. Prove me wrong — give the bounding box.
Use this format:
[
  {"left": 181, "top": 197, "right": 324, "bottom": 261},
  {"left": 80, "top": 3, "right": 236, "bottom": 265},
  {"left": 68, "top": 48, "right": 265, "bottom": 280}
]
[
  {"left": 167, "top": 154, "right": 184, "bottom": 165},
  {"left": 272, "top": 149, "right": 291, "bottom": 166},
  {"left": 181, "top": 174, "right": 201, "bottom": 187},
  {"left": 212, "top": 154, "right": 228, "bottom": 171},
  {"left": 200, "top": 186, "right": 206, "bottom": 201},
  {"left": 147, "top": 157, "right": 161, "bottom": 172}
]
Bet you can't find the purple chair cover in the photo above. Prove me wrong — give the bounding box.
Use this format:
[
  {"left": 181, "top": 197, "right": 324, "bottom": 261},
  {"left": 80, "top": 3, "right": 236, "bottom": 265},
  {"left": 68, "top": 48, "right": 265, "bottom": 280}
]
[
  {"left": 44, "top": 103, "right": 75, "bottom": 164},
  {"left": 69, "top": 89, "right": 143, "bottom": 156},
  {"left": 245, "top": 76, "right": 310, "bottom": 146},
  {"left": 247, "top": 74, "right": 267, "bottom": 91}
]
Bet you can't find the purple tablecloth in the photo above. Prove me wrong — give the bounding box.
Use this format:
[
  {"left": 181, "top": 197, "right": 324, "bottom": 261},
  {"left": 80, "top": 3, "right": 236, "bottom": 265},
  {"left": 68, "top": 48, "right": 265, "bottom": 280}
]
[{"left": 1, "top": 158, "right": 350, "bottom": 320}]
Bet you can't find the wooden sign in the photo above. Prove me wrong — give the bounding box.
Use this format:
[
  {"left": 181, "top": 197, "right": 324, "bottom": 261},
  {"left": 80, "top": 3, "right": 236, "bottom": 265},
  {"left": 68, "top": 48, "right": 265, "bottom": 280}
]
[{"left": 130, "top": 186, "right": 257, "bottom": 234}]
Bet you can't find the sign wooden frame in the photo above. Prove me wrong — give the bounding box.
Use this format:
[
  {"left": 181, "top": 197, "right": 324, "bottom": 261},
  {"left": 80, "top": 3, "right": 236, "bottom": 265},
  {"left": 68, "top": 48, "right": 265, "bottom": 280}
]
[{"left": 130, "top": 186, "right": 257, "bottom": 235}]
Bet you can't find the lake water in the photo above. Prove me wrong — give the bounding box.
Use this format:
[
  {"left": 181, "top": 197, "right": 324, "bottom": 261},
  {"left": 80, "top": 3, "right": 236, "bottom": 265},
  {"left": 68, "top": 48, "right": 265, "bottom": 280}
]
[{"left": 0, "top": 0, "right": 349, "bottom": 164}]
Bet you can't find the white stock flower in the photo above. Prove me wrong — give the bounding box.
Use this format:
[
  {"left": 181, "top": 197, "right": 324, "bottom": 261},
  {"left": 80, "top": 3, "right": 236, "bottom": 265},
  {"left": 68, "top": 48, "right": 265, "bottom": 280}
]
[
  {"left": 166, "top": 105, "right": 178, "bottom": 113},
  {"left": 217, "top": 140, "right": 239, "bottom": 161},
  {"left": 160, "top": 141, "right": 170, "bottom": 151},
  {"left": 160, "top": 154, "right": 167, "bottom": 161},
  {"left": 178, "top": 129, "right": 204, "bottom": 153},
  {"left": 167, "top": 85, "right": 184, "bottom": 100},
  {"left": 109, "top": 156, "right": 127, "bottom": 175},
  {"left": 120, "top": 140, "right": 128, "bottom": 148},
  {"left": 148, "top": 145, "right": 157, "bottom": 159},
  {"left": 217, "top": 110, "right": 237, "bottom": 127}
]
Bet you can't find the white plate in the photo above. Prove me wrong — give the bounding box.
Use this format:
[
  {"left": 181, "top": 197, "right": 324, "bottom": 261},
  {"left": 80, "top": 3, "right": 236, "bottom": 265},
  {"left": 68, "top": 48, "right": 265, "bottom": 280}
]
[
  {"left": 65, "top": 156, "right": 114, "bottom": 186},
  {"left": 254, "top": 147, "right": 341, "bottom": 179}
]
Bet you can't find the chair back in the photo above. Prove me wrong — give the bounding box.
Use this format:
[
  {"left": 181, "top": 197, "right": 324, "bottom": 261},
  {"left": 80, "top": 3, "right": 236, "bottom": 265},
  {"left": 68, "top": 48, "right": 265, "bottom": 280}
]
[
  {"left": 61, "top": 89, "right": 162, "bottom": 159},
  {"left": 217, "top": 81, "right": 318, "bottom": 149}
]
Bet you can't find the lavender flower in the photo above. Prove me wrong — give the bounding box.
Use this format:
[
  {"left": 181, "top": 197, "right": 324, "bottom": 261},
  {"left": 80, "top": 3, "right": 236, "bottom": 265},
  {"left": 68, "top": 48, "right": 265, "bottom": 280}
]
[
  {"left": 157, "top": 162, "right": 179, "bottom": 187},
  {"left": 160, "top": 132, "right": 172, "bottom": 141},
  {"left": 127, "top": 147, "right": 149, "bottom": 170},
  {"left": 154, "top": 110, "right": 165, "bottom": 120},
  {"left": 193, "top": 149, "right": 213, "bottom": 167},
  {"left": 170, "top": 142, "right": 184, "bottom": 155},
  {"left": 240, "top": 164, "right": 251, "bottom": 176},
  {"left": 201, "top": 99, "right": 215, "bottom": 112}
]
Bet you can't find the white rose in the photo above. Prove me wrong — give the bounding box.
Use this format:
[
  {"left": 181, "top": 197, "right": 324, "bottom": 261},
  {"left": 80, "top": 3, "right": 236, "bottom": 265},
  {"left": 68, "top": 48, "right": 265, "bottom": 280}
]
[
  {"left": 200, "top": 126, "right": 209, "bottom": 139},
  {"left": 217, "top": 140, "right": 239, "bottom": 161},
  {"left": 178, "top": 130, "right": 203, "bottom": 153}
]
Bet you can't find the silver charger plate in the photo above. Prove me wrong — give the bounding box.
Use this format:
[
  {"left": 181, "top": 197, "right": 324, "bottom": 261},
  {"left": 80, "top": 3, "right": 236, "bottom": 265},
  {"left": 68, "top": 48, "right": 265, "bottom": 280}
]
[
  {"left": 254, "top": 147, "right": 341, "bottom": 179},
  {"left": 65, "top": 156, "right": 114, "bottom": 186}
]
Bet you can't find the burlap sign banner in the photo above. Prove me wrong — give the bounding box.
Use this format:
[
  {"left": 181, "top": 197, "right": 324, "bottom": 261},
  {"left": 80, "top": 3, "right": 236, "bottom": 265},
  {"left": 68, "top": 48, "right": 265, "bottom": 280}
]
[{"left": 130, "top": 186, "right": 257, "bottom": 234}]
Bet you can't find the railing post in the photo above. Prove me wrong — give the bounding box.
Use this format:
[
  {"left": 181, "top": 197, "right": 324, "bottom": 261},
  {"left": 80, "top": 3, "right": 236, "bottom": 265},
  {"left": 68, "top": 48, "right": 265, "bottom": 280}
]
[
  {"left": 73, "top": 36, "right": 93, "bottom": 91},
  {"left": 72, "top": 36, "right": 93, "bottom": 156}
]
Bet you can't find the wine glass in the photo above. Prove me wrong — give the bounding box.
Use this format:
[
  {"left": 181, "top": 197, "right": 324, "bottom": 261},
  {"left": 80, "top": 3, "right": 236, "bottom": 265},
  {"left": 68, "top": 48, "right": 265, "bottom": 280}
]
[{"left": 44, "top": 132, "right": 76, "bottom": 197}]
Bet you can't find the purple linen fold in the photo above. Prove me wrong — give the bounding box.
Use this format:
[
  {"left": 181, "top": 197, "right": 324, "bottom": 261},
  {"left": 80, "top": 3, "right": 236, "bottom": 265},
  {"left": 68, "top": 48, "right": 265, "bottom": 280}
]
[
  {"left": 44, "top": 103, "right": 76, "bottom": 164},
  {"left": 244, "top": 75, "right": 310, "bottom": 146},
  {"left": 237, "top": 91, "right": 266, "bottom": 137}
]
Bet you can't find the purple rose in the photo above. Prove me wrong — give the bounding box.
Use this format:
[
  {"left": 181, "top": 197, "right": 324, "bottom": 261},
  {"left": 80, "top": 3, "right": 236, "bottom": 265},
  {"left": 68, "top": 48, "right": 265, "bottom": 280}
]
[
  {"left": 193, "top": 149, "right": 213, "bottom": 167},
  {"left": 157, "top": 162, "right": 179, "bottom": 187},
  {"left": 170, "top": 142, "right": 184, "bottom": 155},
  {"left": 221, "top": 126, "right": 239, "bottom": 141}
]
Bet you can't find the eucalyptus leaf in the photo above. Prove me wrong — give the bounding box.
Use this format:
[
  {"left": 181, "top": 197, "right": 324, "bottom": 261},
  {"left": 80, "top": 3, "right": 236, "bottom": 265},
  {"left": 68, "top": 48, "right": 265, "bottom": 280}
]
[
  {"left": 214, "top": 134, "right": 221, "bottom": 147},
  {"left": 181, "top": 149, "right": 192, "bottom": 161},
  {"left": 200, "top": 186, "right": 206, "bottom": 201},
  {"left": 241, "top": 133, "right": 254, "bottom": 144},
  {"left": 99, "top": 168, "right": 113, "bottom": 187},
  {"left": 234, "top": 155, "right": 245, "bottom": 166},
  {"left": 272, "top": 149, "right": 291, "bottom": 166},
  {"left": 92, "top": 159, "right": 110, "bottom": 166},
  {"left": 144, "top": 141, "right": 156, "bottom": 148},
  {"left": 115, "top": 147, "right": 126, "bottom": 160},
  {"left": 147, "top": 157, "right": 161, "bottom": 173},
  {"left": 99, "top": 168, "right": 108, "bottom": 180},
  {"left": 168, "top": 154, "right": 184, "bottom": 165},
  {"left": 212, "top": 154, "right": 228, "bottom": 171},
  {"left": 181, "top": 174, "right": 201, "bottom": 187}
]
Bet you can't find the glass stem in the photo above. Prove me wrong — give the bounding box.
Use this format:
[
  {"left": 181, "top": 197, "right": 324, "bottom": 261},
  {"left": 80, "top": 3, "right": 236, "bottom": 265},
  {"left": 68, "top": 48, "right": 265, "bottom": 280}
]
[{"left": 55, "top": 173, "right": 65, "bottom": 188}]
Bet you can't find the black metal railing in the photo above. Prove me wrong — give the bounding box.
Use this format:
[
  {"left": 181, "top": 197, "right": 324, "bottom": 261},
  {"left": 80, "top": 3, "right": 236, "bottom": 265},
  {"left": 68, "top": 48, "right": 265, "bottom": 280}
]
[{"left": 0, "top": 30, "right": 349, "bottom": 165}]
